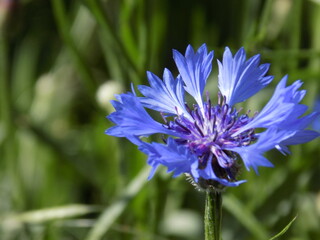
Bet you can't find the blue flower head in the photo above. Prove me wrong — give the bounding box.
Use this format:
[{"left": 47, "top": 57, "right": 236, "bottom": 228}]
[{"left": 106, "top": 44, "right": 320, "bottom": 190}]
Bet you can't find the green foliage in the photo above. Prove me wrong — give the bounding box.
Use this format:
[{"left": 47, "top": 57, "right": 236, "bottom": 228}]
[
  {"left": 269, "top": 216, "right": 297, "bottom": 240},
  {"left": 0, "top": 0, "right": 320, "bottom": 239}
]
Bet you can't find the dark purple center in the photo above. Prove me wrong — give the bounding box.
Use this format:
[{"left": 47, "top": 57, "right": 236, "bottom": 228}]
[{"left": 166, "top": 93, "right": 257, "bottom": 181}]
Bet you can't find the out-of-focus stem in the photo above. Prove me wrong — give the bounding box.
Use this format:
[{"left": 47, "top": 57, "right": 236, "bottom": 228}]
[
  {"left": 84, "top": 0, "right": 142, "bottom": 83},
  {"left": 51, "top": 0, "right": 97, "bottom": 95}
]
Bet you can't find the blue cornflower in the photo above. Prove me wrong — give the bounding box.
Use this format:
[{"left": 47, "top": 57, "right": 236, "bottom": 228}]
[{"left": 106, "top": 44, "right": 320, "bottom": 189}]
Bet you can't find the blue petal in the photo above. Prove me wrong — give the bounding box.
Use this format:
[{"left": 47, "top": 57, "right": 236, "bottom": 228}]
[
  {"left": 312, "top": 97, "right": 320, "bottom": 131},
  {"left": 234, "top": 112, "right": 320, "bottom": 161},
  {"left": 138, "top": 138, "right": 199, "bottom": 179},
  {"left": 275, "top": 112, "right": 320, "bottom": 153},
  {"left": 173, "top": 44, "right": 214, "bottom": 111},
  {"left": 229, "top": 127, "right": 295, "bottom": 172},
  {"left": 232, "top": 149, "right": 274, "bottom": 173},
  {"left": 218, "top": 47, "right": 273, "bottom": 106},
  {"left": 138, "top": 69, "right": 191, "bottom": 119},
  {"left": 275, "top": 129, "right": 320, "bottom": 155},
  {"left": 140, "top": 138, "right": 245, "bottom": 186},
  {"left": 123, "top": 135, "right": 162, "bottom": 180},
  {"left": 235, "top": 125, "right": 319, "bottom": 171},
  {"left": 278, "top": 130, "right": 320, "bottom": 146},
  {"left": 235, "top": 76, "right": 307, "bottom": 135},
  {"left": 105, "top": 93, "right": 174, "bottom": 137},
  {"left": 278, "top": 112, "right": 320, "bottom": 130}
]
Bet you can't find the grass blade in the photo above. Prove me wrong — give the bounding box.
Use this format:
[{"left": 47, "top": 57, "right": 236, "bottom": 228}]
[
  {"left": 268, "top": 216, "right": 297, "bottom": 240},
  {"left": 85, "top": 165, "right": 150, "bottom": 240},
  {"left": 0, "top": 204, "right": 102, "bottom": 232}
]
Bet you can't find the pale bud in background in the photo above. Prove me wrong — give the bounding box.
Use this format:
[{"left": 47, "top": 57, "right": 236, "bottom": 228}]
[
  {"left": 267, "top": 0, "right": 291, "bottom": 40},
  {"left": 30, "top": 66, "right": 74, "bottom": 139},
  {"left": 31, "top": 73, "right": 57, "bottom": 122},
  {"left": 96, "top": 81, "right": 123, "bottom": 112}
]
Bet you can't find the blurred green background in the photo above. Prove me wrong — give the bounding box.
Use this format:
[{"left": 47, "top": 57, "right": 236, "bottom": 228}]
[{"left": 0, "top": 0, "right": 320, "bottom": 239}]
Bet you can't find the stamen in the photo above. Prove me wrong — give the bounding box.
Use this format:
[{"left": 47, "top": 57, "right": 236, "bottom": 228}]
[
  {"left": 185, "top": 103, "right": 192, "bottom": 114},
  {"left": 217, "top": 92, "right": 222, "bottom": 105},
  {"left": 174, "top": 106, "right": 179, "bottom": 115},
  {"left": 237, "top": 107, "right": 243, "bottom": 114},
  {"left": 208, "top": 99, "right": 212, "bottom": 120},
  {"left": 195, "top": 109, "right": 203, "bottom": 126},
  {"left": 222, "top": 96, "right": 227, "bottom": 106},
  {"left": 212, "top": 115, "right": 216, "bottom": 131},
  {"left": 194, "top": 121, "right": 204, "bottom": 137},
  {"left": 211, "top": 131, "right": 217, "bottom": 142},
  {"left": 225, "top": 117, "right": 235, "bottom": 130},
  {"left": 167, "top": 92, "right": 257, "bottom": 184},
  {"left": 160, "top": 112, "right": 167, "bottom": 123},
  {"left": 206, "top": 91, "right": 210, "bottom": 102},
  {"left": 221, "top": 104, "right": 229, "bottom": 123},
  {"left": 175, "top": 120, "right": 192, "bottom": 134}
]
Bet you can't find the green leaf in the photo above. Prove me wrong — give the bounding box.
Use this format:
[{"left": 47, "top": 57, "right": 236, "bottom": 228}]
[{"left": 268, "top": 216, "right": 297, "bottom": 240}]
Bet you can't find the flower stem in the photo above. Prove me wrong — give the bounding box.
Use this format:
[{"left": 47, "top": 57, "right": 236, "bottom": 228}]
[{"left": 205, "top": 190, "right": 222, "bottom": 240}]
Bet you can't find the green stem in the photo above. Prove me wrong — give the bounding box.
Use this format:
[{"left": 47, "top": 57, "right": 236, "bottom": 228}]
[{"left": 205, "top": 190, "right": 222, "bottom": 240}]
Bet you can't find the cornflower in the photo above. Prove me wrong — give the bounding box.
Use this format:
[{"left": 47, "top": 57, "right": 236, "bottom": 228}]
[{"left": 106, "top": 44, "right": 319, "bottom": 190}]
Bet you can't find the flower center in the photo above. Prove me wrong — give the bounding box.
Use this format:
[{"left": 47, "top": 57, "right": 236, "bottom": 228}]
[{"left": 166, "top": 93, "right": 257, "bottom": 182}]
